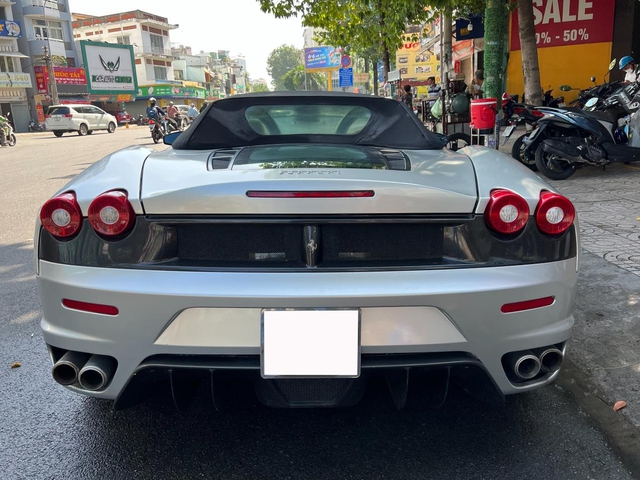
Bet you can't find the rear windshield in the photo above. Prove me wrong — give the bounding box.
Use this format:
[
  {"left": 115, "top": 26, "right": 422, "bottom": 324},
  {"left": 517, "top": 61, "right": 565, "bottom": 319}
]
[
  {"left": 48, "top": 107, "right": 70, "bottom": 115},
  {"left": 233, "top": 145, "right": 387, "bottom": 170},
  {"left": 245, "top": 105, "right": 372, "bottom": 136}
]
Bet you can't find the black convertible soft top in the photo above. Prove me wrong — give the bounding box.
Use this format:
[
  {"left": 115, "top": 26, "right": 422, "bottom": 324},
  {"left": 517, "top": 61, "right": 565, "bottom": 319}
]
[{"left": 171, "top": 91, "right": 443, "bottom": 150}]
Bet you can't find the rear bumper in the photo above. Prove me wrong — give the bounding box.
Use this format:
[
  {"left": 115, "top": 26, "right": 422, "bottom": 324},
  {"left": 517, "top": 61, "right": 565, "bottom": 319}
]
[{"left": 38, "top": 257, "right": 577, "bottom": 405}]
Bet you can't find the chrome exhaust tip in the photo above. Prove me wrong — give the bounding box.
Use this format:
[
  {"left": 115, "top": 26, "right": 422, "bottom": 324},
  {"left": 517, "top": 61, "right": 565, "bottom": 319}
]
[
  {"left": 539, "top": 348, "right": 564, "bottom": 373},
  {"left": 52, "top": 351, "right": 90, "bottom": 386},
  {"left": 506, "top": 351, "right": 541, "bottom": 380},
  {"left": 78, "top": 355, "right": 116, "bottom": 391}
]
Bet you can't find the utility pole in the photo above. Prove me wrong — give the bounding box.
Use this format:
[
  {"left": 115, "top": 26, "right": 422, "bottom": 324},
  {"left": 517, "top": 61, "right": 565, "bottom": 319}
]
[{"left": 43, "top": 45, "right": 59, "bottom": 105}]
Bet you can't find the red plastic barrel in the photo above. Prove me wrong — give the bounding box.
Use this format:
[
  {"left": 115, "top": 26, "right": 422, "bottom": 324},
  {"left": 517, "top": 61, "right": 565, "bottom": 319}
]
[{"left": 470, "top": 98, "right": 497, "bottom": 130}]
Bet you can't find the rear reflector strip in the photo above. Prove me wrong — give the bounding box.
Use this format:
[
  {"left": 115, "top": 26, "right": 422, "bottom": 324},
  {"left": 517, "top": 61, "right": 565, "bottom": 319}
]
[
  {"left": 246, "top": 190, "right": 375, "bottom": 198},
  {"left": 62, "top": 299, "right": 119, "bottom": 316},
  {"left": 501, "top": 296, "right": 555, "bottom": 313}
]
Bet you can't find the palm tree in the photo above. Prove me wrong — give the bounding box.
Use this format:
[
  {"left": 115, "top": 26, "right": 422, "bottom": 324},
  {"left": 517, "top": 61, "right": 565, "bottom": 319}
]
[{"left": 282, "top": 65, "right": 326, "bottom": 91}]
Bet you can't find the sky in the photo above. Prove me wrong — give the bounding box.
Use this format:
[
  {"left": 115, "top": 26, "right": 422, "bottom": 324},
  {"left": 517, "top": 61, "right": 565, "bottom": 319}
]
[{"left": 69, "top": 0, "right": 305, "bottom": 83}]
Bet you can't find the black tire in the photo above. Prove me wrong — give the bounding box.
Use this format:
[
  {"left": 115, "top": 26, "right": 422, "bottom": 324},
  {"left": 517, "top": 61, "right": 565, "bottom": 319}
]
[
  {"left": 534, "top": 146, "right": 577, "bottom": 180},
  {"left": 78, "top": 124, "right": 88, "bottom": 136},
  {"left": 511, "top": 134, "right": 538, "bottom": 171},
  {"left": 107, "top": 122, "right": 116, "bottom": 133},
  {"left": 87, "top": 130, "right": 93, "bottom": 135},
  {"left": 446, "top": 132, "right": 471, "bottom": 151},
  {"left": 53, "top": 131, "right": 63, "bottom": 137},
  {"left": 7, "top": 134, "right": 16, "bottom": 146},
  {"left": 152, "top": 130, "right": 162, "bottom": 144}
]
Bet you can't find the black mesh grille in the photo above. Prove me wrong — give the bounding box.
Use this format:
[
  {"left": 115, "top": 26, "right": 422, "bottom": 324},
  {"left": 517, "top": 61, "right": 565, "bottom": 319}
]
[
  {"left": 321, "top": 223, "right": 443, "bottom": 266},
  {"left": 273, "top": 378, "right": 350, "bottom": 403},
  {"left": 177, "top": 224, "right": 304, "bottom": 267},
  {"left": 209, "top": 150, "right": 240, "bottom": 170},
  {"left": 176, "top": 222, "right": 444, "bottom": 268}
]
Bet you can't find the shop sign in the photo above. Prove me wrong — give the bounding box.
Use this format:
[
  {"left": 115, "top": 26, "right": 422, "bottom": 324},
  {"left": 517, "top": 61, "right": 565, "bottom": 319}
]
[
  {"left": 0, "top": 20, "right": 21, "bottom": 38},
  {"left": 510, "top": 0, "right": 615, "bottom": 50},
  {"left": 138, "top": 85, "right": 206, "bottom": 98},
  {"left": 0, "top": 72, "right": 32, "bottom": 88},
  {"left": 34, "top": 67, "right": 86, "bottom": 93}
]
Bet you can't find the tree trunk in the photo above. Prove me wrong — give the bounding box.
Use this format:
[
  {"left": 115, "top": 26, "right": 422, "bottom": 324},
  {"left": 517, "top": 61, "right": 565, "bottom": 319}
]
[
  {"left": 382, "top": 44, "right": 390, "bottom": 82},
  {"left": 372, "top": 59, "right": 379, "bottom": 95},
  {"left": 484, "top": 0, "right": 508, "bottom": 102},
  {"left": 442, "top": 12, "right": 453, "bottom": 84},
  {"left": 516, "top": 0, "right": 543, "bottom": 105}
]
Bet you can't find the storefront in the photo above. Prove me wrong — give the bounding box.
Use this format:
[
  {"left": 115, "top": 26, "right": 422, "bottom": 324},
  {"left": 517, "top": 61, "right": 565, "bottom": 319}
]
[
  {"left": 0, "top": 73, "right": 32, "bottom": 133},
  {"left": 128, "top": 84, "right": 207, "bottom": 116}
]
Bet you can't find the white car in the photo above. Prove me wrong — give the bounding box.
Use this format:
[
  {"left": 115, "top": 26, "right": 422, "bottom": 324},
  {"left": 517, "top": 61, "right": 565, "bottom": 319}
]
[{"left": 45, "top": 105, "right": 118, "bottom": 137}]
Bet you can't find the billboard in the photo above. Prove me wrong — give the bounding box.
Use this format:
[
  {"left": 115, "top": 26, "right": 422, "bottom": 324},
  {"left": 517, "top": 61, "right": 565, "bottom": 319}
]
[
  {"left": 80, "top": 41, "right": 137, "bottom": 95},
  {"left": 304, "top": 47, "right": 343, "bottom": 70},
  {"left": 510, "top": 0, "right": 615, "bottom": 51}
]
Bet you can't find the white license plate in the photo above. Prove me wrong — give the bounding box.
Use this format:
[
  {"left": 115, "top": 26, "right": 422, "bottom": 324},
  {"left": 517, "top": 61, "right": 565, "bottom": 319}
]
[
  {"left": 502, "top": 125, "right": 516, "bottom": 137},
  {"left": 261, "top": 309, "right": 360, "bottom": 378}
]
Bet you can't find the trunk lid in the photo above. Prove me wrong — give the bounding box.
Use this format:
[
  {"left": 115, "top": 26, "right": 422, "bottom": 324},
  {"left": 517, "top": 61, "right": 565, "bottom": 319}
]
[{"left": 140, "top": 147, "right": 478, "bottom": 215}]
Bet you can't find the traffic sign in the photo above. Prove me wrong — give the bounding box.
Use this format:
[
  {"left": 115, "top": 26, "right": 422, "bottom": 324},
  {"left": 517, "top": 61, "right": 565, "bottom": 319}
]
[
  {"left": 341, "top": 55, "right": 351, "bottom": 68},
  {"left": 339, "top": 68, "right": 353, "bottom": 88}
]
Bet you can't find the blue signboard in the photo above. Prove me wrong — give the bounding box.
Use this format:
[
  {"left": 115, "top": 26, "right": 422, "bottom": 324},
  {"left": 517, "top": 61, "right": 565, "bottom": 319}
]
[
  {"left": 304, "top": 47, "right": 342, "bottom": 70},
  {"left": 0, "top": 20, "right": 22, "bottom": 38},
  {"left": 377, "top": 61, "right": 384, "bottom": 83},
  {"left": 339, "top": 68, "right": 353, "bottom": 88}
]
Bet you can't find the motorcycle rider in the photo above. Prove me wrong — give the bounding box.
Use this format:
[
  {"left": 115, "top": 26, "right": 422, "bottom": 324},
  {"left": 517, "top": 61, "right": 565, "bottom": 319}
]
[
  {"left": 199, "top": 100, "right": 209, "bottom": 114},
  {"left": 620, "top": 56, "right": 638, "bottom": 84},
  {"left": 0, "top": 111, "right": 9, "bottom": 146},
  {"left": 166, "top": 101, "right": 180, "bottom": 130},
  {"left": 146, "top": 97, "right": 168, "bottom": 134}
]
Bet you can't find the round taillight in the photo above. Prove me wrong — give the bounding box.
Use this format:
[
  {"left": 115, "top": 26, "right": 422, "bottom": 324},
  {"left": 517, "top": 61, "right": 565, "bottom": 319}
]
[
  {"left": 484, "top": 189, "right": 530, "bottom": 235},
  {"left": 40, "top": 192, "right": 82, "bottom": 238},
  {"left": 88, "top": 190, "right": 135, "bottom": 236},
  {"left": 535, "top": 191, "right": 575, "bottom": 235}
]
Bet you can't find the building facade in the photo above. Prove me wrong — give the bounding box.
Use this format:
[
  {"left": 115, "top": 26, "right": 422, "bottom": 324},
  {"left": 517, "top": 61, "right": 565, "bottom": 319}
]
[
  {"left": 0, "top": 1, "right": 31, "bottom": 132},
  {"left": 10, "top": 0, "right": 85, "bottom": 131}
]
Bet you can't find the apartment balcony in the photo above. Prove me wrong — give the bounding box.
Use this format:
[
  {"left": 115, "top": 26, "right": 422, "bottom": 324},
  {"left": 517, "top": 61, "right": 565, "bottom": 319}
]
[
  {"left": 135, "top": 44, "right": 172, "bottom": 58},
  {"left": 21, "top": 0, "right": 67, "bottom": 19}
]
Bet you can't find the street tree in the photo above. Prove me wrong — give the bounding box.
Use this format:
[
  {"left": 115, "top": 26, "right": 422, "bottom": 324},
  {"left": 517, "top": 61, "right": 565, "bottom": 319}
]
[
  {"left": 281, "top": 65, "right": 327, "bottom": 91},
  {"left": 266, "top": 45, "right": 303, "bottom": 90},
  {"left": 251, "top": 83, "right": 271, "bottom": 92}
]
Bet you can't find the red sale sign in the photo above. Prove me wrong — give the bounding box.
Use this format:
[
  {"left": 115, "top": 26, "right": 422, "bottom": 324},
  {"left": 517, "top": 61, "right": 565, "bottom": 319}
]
[{"left": 510, "top": 0, "right": 615, "bottom": 51}]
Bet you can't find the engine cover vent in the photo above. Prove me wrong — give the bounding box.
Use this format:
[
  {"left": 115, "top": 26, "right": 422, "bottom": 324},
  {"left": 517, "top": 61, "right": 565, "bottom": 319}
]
[
  {"left": 209, "top": 149, "right": 240, "bottom": 170},
  {"left": 379, "top": 149, "right": 410, "bottom": 171}
]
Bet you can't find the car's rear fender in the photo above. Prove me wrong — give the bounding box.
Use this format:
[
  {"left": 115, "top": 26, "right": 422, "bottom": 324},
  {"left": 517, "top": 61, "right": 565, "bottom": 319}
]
[{"left": 462, "top": 146, "right": 561, "bottom": 213}]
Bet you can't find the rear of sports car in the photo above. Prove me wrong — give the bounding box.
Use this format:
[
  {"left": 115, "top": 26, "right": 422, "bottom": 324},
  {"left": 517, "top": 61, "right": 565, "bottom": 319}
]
[{"left": 35, "top": 93, "right": 579, "bottom": 409}]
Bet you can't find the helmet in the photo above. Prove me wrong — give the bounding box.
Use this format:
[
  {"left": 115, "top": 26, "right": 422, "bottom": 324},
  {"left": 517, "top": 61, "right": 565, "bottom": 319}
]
[
  {"left": 169, "top": 101, "right": 174, "bottom": 105},
  {"left": 149, "top": 97, "right": 157, "bottom": 105},
  {"left": 620, "top": 56, "right": 635, "bottom": 70}
]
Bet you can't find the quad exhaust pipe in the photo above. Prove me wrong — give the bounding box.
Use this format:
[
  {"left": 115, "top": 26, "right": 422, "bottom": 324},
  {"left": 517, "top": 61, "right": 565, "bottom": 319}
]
[
  {"left": 505, "top": 347, "right": 565, "bottom": 381},
  {"left": 505, "top": 350, "right": 541, "bottom": 380},
  {"left": 52, "top": 351, "right": 116, "bottom": 391},
  {"left": 538, "top": 347, "right": 564, "bottom": 373},
  {"left": 52, "top": 351, "right": 90, "bottom": 386}
]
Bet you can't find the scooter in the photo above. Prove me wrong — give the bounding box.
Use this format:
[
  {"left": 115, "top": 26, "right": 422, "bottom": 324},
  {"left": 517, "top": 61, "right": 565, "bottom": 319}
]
[
  {"left": 28, "top": 119, "right": 45, "bottom": 132},
  {"left": 2, "top": 122, "right": 16, "bottom": 147},
  {"left": 524, "top": 80, "right": 640, "bottom": 180}
]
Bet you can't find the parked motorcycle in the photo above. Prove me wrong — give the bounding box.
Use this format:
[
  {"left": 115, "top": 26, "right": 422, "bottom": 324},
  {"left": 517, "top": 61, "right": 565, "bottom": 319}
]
[
  {"left": 28, "top": 119, "right": 45, "bottom": 132},
  {"left": 525, "top": 80, "right": 640, "bottom": 180},
  {"left": 132, "top": 114, "right": 149, "bottom": 126}
]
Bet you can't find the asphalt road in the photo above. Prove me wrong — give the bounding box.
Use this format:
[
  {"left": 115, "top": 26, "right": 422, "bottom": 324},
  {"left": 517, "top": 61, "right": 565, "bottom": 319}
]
[{"left": 0, "top": 128, "right": 633, "bottom": 480}]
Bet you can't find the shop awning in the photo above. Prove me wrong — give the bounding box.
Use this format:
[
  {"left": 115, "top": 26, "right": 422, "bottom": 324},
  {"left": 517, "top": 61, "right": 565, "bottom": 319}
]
[{"left": 0, "top": 52, "right": 29, "bottom": 58}]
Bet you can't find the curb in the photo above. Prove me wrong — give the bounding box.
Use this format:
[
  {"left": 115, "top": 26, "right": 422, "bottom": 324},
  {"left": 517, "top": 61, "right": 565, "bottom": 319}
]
[{"left": 556, "top": 358, "right": 640, "bottom": 477}]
